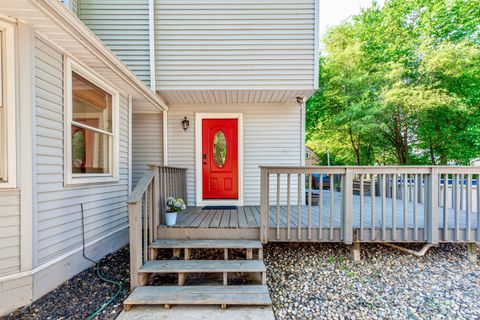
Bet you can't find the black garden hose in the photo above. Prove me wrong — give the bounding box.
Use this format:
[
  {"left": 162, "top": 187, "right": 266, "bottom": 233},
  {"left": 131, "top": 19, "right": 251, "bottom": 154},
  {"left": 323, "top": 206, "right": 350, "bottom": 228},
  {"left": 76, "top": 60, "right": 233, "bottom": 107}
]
[{"left": 81, "top": 204, "right": 123, "bottom": 320}]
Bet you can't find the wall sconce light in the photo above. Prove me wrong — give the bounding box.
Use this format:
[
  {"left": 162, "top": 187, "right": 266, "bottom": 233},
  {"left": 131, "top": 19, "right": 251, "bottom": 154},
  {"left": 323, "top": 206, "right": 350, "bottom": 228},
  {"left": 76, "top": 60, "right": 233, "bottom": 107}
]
[{"left": 182, "top": 116, "right": 190, "bottom": 132}]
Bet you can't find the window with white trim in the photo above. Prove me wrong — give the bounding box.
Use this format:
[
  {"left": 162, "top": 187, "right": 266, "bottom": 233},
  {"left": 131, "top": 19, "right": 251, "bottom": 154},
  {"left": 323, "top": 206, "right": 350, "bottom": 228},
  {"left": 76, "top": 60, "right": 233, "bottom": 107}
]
[
  {"left": 0, "top": 23, "right": 16, "bottom": 188},
  {"left": 65, "top": 58, "right": 119, "bottom": 185}
]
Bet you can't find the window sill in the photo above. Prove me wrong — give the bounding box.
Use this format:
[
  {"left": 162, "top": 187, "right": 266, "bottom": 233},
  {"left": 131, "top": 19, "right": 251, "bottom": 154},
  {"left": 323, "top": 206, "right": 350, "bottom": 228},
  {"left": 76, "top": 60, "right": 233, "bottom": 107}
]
[
  {"left": 0, "top": 182, "right": 17, "bottom": 189},
  {"left": 65, "top": 175, "right": 119, "bottom": 187}
]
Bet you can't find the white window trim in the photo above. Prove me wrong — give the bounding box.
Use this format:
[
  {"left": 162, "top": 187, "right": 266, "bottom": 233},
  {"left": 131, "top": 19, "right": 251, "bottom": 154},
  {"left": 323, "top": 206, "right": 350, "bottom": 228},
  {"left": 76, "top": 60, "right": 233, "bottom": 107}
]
[
  {"left": 0, "top": 21, "right": 17, "bottom": 189},
  {"left": 194, "top": 113, "right": 244, "bottom": 207},
  {"left": 64, "top": 57, "right": 120, "bottom": 186}
]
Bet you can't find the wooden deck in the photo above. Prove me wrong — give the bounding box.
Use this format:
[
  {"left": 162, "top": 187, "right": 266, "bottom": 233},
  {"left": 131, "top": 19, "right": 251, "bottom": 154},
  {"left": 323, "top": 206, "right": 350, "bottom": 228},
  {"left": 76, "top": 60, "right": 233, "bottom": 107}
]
[{"left": 159, "top": 190, "right": 479, "bottom": 242}]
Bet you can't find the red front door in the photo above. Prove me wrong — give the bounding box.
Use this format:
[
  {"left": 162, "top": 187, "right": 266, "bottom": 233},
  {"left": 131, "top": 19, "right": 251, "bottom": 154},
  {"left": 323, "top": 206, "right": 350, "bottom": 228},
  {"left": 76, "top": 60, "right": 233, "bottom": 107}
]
[{"left": 202, "top": 119, "right": 238, "bottom": 199}]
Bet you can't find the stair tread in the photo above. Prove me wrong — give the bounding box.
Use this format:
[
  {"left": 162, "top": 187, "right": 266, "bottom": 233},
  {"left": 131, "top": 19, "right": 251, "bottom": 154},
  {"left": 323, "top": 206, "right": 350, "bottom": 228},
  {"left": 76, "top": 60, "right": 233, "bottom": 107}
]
[
  {"left": 139, "top": 259, "right": 266, "bottom": 273},
  {"left": 124, "top": 285, "right": 272, "bottom": 306},
  {"left": 150, "top": 239, "right": 262, "bottom": 249}
]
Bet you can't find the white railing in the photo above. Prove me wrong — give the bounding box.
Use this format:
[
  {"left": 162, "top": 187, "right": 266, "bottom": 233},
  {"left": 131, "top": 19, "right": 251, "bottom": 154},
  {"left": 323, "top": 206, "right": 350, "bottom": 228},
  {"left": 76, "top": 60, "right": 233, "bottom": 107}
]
[
  {"left": 127, "top": 165, "right": 187, "bottom": 288},
  {"left": 260, "top": 166, "right": 480, "bottom": 244}
]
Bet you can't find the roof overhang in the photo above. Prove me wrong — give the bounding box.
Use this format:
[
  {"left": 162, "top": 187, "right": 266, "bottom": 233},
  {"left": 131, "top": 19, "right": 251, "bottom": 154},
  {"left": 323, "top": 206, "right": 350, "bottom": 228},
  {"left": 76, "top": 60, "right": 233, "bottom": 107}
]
[{"left": 0, "top": 0, "right": 168, "bottom": 112}]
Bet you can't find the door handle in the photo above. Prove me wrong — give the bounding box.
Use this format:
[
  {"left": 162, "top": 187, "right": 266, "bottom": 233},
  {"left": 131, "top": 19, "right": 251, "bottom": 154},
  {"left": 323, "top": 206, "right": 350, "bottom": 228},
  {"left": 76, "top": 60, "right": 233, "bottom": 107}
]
[{"left": 203, "top": 153, "right": 207, "bottom": 165}]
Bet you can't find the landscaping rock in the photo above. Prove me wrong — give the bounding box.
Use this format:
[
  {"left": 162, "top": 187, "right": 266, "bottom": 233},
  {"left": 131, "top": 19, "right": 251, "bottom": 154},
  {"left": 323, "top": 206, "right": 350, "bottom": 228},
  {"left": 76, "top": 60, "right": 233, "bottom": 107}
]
[{"left": 264, "top": 243, "right": 480, "bottom": 320}]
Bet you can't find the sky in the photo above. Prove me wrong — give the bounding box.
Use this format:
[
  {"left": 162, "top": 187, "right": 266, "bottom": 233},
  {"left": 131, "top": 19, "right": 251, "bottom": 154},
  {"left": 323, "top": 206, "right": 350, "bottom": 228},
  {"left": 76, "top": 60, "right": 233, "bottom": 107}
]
[{"left": 319, "top": 0, "right": 385, "bottom": 48}]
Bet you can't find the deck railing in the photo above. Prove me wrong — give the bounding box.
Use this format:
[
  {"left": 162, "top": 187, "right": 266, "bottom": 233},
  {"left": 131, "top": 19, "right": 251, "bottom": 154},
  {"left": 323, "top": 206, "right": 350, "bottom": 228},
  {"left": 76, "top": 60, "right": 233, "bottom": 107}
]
[
  {"left": 260, "top": 166, "right": 480, "bottom": 244},
  {"left": 127, "top": 165, "right": 188, "bottom": 288}
]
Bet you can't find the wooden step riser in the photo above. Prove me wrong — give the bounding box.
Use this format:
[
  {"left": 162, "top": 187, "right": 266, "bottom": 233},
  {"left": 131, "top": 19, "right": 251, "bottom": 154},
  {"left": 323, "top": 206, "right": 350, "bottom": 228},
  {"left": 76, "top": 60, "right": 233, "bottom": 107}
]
[
  {"left": 157, "top": 227, "right": 259, "bottom": 240},
  {"left": 150, "top": 239, "right": 263, "bottom": 249},
  {"left": 139, "top": 260, "right": 266, "bottom": 273},
  {"left": 124, "top": 285, "right": 272, "bottom": 308}
]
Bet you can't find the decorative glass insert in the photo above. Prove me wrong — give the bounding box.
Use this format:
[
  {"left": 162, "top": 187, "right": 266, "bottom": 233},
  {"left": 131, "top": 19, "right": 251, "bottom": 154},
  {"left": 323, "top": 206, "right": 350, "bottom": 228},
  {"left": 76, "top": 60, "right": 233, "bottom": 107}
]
[{"left": 213, "top": 130, "right": 227, "bottom": 168}]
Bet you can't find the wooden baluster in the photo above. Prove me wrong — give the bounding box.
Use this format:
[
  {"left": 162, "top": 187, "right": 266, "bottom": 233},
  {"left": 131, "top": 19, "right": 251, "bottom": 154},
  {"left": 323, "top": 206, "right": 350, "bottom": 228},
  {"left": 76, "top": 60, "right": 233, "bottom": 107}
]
[
  {"left": 360, "top": 174, "right": 364, "bottom": 241},
  {"left": 276, "top": 173, "right": 280, "bottom": 240},
  {"left": 477, "top": 175, "right": 480, "bottom": 242},
  {"left": 392, "top": 174, "right": 397, "bottom": 241},
  {"left": 382, "top": 174, "right": 386, "bottom": 241},
  {"left": 466, "top": 174, "right": 472, "bottom": 241},
  {"left": 443, "top": 173, "right": 448, "bottom": 241},
  {"left": 297, "top": 174, "right": 301, "bottom": 240},
  {"left": 340, "top": 175, "right": 345, "bottom": 241},
  {"left": 413, "top": 174, "right": 418, "bottom": 241},
  {"left": 329, "top": 174, "right": 334, "bottom": 241},
  {"left": 143, "top": 192, "right": 148, "bottom": 262},
  {"left": 423, "top": 174, "right": 428, "bottom": 241},
  {"left": 260, "top": 168, "right": 269, "bottom": 244},
  {"left": 403, "top": 174, "right": 408, "bottom": 241},
  {"left": 454, "top": 174, "right": 460, "bottom": 241},
  {"left": 308, "top": 174, "right": 312, "bottom": 240},
  {"left": 371, "top": 174, "right": 376, "bottom": 241},
  {"left": 460, "top": 174, "right": 464, "bottom": 211},
  {"left": 287, "top": 174, "right": 291, "bottom": 240},
  {"left": 319, "top": 173, "right": 323, "bottom": 240}
]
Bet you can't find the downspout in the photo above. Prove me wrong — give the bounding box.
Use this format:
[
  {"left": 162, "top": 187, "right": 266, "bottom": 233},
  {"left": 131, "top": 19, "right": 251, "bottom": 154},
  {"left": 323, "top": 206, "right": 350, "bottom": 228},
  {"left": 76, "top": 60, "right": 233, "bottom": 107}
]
[
  {"left": 163, "top": 110, "right": 168, "bottom": 165},
  {"left": 148, "top": 0, "right": 156, "bottom": 91},
  {"left": 149, "top": 0, "right": 168, "bottom": 165},
  {"left": 128, "top": 95, "right": 132, "bottom": 193},
  {"left": 298, "top": 96, "right": 306, "bottom": 205}
]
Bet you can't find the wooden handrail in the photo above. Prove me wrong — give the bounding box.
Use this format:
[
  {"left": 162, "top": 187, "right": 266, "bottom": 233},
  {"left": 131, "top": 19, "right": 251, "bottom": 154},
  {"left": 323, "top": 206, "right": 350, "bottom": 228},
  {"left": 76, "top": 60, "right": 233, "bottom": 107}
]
[
  {"left": 260, "top": 166, "right": 479, "bottom": 245},
  {"left": 127, "top": 168, "right": 156, "bottom": 204},
  {"left": 127, "top": 165, "right": 188, "bottom": 289}
]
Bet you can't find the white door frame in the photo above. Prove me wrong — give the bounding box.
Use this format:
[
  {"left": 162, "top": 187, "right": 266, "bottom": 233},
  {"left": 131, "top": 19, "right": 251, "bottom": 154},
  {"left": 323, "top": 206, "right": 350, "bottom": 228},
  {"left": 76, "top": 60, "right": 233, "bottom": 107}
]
[{"left": 195, "top": 112, "right": 244, "bottom": 207}]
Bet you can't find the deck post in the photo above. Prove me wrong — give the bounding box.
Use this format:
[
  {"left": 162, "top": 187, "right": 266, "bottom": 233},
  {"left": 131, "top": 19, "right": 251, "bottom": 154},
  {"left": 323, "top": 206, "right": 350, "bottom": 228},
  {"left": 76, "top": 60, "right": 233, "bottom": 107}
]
[
  {"left": 467, "top": 243, "right": 477, "bottom": 263},
  {"left": 427, "top": 168, "right": 439, "bottom": 244},
  {"left": 260, "top": 167, "right": 269, "bottom": 244},
  {"left": 343, "top": 168, "right": 353, "bottom": 244},
  {"left": 128, "top": 202, "right": 146, "bottom": 289},
  {"left": 151, "top": 166, "right": 160, "bottom": 239},
  {"left": 351, "top": 242, "right": 361, "bottom": 262}
]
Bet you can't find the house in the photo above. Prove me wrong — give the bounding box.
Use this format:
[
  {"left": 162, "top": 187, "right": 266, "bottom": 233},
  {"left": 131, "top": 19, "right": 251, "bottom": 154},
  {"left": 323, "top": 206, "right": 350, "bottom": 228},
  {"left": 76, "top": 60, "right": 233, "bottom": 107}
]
[
  {"left": 0, "top": 0, "right": 319, "bottom": 314},
  {"left": 1, "top": 0, "right": 478, "bottom": 315},
  {"left": 305, "top": 146, "right": 319, "bottom": 166}
]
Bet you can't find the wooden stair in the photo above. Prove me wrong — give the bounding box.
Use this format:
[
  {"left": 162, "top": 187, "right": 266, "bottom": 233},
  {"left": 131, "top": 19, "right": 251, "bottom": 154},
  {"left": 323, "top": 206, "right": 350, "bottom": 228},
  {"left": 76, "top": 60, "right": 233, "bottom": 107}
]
[{"left": 124, "top": 239, "right": 271, "bottom": 311}]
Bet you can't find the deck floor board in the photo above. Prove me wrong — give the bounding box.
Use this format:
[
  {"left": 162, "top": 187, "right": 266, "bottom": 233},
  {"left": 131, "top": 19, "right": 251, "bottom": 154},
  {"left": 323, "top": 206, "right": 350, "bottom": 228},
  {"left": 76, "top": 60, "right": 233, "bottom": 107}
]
[{"left": 168, "top": 190, "right": 478, "bottom": 231}]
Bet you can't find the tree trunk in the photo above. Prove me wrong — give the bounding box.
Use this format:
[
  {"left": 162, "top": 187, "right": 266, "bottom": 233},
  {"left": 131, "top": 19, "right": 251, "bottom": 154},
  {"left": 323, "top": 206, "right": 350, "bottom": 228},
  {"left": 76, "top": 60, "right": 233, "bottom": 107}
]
[
  {"left": 429, "top": 142, "right": 436, "bottom": 165},
  {"left": 439, "top": 153, "right": 447, "bottom": 165}
]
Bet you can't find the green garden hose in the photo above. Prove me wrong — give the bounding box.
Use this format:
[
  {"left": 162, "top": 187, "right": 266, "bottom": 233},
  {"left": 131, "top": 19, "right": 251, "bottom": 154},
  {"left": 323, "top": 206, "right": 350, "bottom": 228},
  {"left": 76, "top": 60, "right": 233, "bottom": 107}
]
[{"left": 81, "top": 204, "right": 124, "bottom": 320}]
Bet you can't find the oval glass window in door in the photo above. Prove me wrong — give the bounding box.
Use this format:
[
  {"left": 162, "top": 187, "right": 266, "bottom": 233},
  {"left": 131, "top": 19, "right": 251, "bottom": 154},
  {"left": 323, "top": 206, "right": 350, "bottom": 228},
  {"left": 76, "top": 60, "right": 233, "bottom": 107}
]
[{"left": 213, "top": 130, "right": 227, "bottom": 168}]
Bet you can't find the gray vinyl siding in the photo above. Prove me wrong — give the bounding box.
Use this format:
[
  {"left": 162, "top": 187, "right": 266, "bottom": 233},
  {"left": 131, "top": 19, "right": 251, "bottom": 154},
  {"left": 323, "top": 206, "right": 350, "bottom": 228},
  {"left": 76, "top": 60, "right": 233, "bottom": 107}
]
[
  {"left": 154, "top": 0, "right": 316, "bottom": 91},
  {"left": 0, "top": 190, "right": 21, "bottom": 276},
  {"left": 132, "top": 113, "right": 163, "bottom": 187},
  {"left": 34, "top": 35, "right": 130, "bottom": 265},
  {"left": 167, "top": 104, "right": 302, "bottom": 206},
  {"left": 79, "top": 0, "right": 151, "bottom": 86}
]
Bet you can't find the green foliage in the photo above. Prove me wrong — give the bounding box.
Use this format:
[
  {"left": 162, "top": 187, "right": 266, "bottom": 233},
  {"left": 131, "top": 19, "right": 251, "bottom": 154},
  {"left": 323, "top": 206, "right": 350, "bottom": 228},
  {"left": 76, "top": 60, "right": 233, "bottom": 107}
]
[{"left": 307, "top": 0, "right": 480, "bottom": 165}]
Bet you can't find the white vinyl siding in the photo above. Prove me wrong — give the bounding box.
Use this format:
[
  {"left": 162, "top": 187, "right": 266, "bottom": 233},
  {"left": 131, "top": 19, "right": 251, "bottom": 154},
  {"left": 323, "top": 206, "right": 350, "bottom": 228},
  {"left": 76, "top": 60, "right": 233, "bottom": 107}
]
[
  {"left": 79, "top": 0, "right": 151, "bottom": 86},
  {"left": 132, "top": 112, "right": 163, "bottom": 187},
  {"left": 154, "top": 0, "right": 316, "bottom": 91},
  {"left": 34, "top": 35, "right": 130, "bottom": 265},
  {"left": 0, "top": 190, "right": 20, "bottom": 276},
  {"left": 167, "top": 104, "right": 302, "bottom": 206}
]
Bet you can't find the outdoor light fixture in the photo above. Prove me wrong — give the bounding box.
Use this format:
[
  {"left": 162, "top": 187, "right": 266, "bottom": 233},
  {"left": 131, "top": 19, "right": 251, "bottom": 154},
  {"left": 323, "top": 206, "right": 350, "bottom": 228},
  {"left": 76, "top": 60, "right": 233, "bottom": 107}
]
[{"left": 182, "top": 116, "right": 190, "bottom": 132}]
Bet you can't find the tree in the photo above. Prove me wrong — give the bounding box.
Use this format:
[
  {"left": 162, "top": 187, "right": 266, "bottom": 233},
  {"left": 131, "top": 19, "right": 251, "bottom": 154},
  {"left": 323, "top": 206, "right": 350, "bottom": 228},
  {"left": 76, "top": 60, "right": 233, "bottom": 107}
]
[{"left": 307, "top": 0, "right": 480, "bottom": 165}]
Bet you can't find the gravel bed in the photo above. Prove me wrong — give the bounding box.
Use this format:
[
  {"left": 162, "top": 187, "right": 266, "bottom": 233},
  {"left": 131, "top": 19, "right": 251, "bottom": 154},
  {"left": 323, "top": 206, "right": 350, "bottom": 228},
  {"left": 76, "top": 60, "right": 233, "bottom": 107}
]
[
  {"left": 3, "top": 247, "right": 130, "bottom": 320},
  {"left": 264, "top": 243, "right": 480, "bottom": 319},
  {"left": 3, "top": 243, "right": 479, "bottom": 319}
]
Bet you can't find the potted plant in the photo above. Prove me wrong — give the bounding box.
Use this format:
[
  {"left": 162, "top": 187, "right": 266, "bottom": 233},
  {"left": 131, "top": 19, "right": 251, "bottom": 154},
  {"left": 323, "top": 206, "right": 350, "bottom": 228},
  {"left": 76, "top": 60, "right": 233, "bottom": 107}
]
[{"left": 165, "top": 197, "right": 186, "bottom": 226}]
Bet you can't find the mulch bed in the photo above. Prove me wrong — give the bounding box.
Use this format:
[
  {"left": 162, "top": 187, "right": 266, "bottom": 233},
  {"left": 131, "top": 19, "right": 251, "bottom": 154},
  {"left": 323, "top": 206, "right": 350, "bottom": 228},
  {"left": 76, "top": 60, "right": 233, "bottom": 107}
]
[
  {"left": 2, "top": 246, "right": 255, "bottom": 320},
  {"left": 3, "top": 247, "right": 131, "bottom": 320}
]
